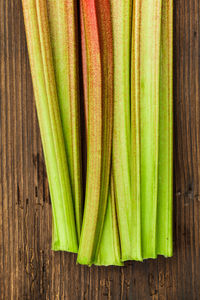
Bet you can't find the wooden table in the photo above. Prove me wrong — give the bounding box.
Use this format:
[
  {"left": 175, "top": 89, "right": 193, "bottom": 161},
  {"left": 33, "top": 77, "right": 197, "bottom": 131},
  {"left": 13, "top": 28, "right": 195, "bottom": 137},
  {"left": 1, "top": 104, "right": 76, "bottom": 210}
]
[{"left": 1, "top": 0, "right": 200, "bottom": 299}]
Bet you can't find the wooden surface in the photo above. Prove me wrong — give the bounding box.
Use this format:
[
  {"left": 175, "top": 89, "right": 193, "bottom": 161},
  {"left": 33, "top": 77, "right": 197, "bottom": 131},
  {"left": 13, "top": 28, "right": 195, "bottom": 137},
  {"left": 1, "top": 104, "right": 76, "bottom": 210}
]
[{"left": 0, "top": 0, "right": 200, "bottom": 299}]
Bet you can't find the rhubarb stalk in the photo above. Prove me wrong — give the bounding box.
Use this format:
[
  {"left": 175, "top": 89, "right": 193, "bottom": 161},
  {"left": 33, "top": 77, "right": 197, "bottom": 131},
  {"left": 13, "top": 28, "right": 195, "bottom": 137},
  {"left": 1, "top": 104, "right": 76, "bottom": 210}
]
[
  {"left": 80, "top": 0, "right": 121, "bottom": 265},
  {"left": 157, "top": 0, "right": 173, "bottom": 257},
  {"left": 130, "top": 0, "right": 142, "bottom": 261},
  {"left": 47, "top": 0, "right": 83, "bottom": 239},
  {"left": 110, "top": 0, "right": 133, "bottom": 261},
  {"left": 22, "top": 0, "right": 78, "bottom": 252},
  {"left": 139, "top": 0, "right": 162, "bottom": 258},
  {"left": 77, "top": 0, "right": 113, "bottom": 265},
  {"left": 95, "top": 175, "right": 123, "bottom": 266}
]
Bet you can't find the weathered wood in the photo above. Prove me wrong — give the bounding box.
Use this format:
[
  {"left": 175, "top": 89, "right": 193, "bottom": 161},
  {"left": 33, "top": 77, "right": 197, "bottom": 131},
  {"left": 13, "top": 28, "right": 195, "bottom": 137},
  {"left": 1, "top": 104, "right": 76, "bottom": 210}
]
[{"left": 0, "top": 0, "right": 200, "bottom": 299}]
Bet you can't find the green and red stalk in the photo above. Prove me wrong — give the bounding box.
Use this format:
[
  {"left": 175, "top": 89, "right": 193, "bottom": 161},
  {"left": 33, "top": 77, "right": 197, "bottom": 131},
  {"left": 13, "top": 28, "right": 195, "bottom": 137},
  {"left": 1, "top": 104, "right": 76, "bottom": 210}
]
[
  {"left": 22, "top": 0, "right": 78, "bottom": 252},
  {"left": 77, "top": 0, "right": 113, "bottom": 265},
  {"left": 47, "top": 0, "right": 83, "bottom": 239},
  {"left": 139, "top": 0, "right": 162, "bottom": 258},
  {"left": 81, "top": 1, "right": 121, "bottom": 265},
  {"left": 157, "top": 0, "right": 173, "bottom": 257},
  {"left": 130, "top": 0, "right": 142, "bottom": 261},
  {"left": 80, "top": 0, "right": 88, "bottom": 128},
  {"left": 110, "top": 0, "right": 133, "bottom": 261}
]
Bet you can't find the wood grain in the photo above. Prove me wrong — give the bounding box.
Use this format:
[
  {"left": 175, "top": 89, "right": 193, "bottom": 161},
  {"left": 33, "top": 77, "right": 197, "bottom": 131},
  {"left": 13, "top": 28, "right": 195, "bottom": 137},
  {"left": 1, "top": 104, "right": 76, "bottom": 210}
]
[{"left": 0, "top": 0, "right": 200, "bottom": 299}]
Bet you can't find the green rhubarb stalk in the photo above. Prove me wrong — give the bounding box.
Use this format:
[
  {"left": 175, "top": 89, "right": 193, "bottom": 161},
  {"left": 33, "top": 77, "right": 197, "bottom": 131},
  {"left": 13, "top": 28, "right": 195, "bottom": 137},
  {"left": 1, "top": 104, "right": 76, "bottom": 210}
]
[
  {"left": 95, "top": 175, "right": 123, "bottom": 266},
  {"left": 157, "top": 0, "right": 173, "bottom": 257},
  {"left": 130, "top": 0, "right": 142, "bottom": 261},
  {"left": 110, "top": 0, "right": 133, "bottom": 261},
  {"left": 77, "top": 0, "right": 113, "bottom": 265},
  {"left": 139, "top": 0, "right": 162, "bottom": 258},
  {"left": 22, "top": 0, "right": 78, "bottom": 252},
  {"left": 47, "top": 0, "right": 83, "bottom": 239}
]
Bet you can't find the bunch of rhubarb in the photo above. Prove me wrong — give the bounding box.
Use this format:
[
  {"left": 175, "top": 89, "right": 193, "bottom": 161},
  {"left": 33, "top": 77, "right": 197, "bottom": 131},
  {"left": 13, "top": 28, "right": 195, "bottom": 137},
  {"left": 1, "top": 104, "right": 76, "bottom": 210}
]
[{"left": 22, "top": 0, "right": 173, "bottom": 266}]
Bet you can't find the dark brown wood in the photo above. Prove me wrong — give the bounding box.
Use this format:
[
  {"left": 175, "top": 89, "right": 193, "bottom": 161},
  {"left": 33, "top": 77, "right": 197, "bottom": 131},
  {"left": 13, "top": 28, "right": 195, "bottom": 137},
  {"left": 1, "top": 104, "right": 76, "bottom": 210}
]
[{"left": 0, "top": 0, "right": 200, "bottom": 299}]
